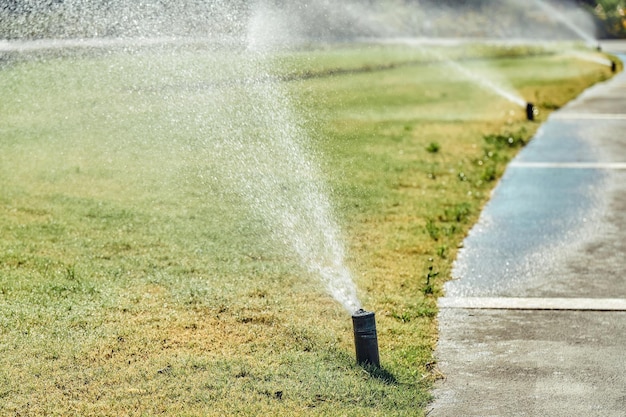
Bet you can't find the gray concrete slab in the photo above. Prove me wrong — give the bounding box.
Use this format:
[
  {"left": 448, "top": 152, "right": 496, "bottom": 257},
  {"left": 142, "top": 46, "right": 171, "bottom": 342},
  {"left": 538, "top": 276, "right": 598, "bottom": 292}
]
[
  {"left": 600, "top": 40, "right": 626, "bottom": 54},
  {"left": 439, "top": 297, "right": 626, "bottom": 311},
  {"left": 431, "top": 309, "right": 626, "bottom": 417},
  {"left": 429, "top": 43, "right": 626, "bottom": 416}
]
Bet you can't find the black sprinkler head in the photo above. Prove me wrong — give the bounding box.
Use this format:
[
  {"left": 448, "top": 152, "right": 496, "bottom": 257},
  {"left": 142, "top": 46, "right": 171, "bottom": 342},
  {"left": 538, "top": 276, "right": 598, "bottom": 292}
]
[
  {"left": 526, "top": 102, "right": 537, "bottom": 121},
  {"left": 352, "top": 309, "right": 380, "bottom": 367},
  {"left": 611, "top": 61, "right": 617, "bottom": 73}
]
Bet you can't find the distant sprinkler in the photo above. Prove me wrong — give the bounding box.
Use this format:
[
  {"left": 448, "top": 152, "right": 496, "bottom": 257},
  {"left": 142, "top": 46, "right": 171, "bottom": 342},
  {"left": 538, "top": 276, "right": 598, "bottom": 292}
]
[
  {"left": 352, "top": 309, "right": 380, "bottom": 367},
  {"left": 596, "top": 45, "right": 602, "bottom": 52},
  {"left": 526, "top": 102, "right": 537, "bottom": 121}
]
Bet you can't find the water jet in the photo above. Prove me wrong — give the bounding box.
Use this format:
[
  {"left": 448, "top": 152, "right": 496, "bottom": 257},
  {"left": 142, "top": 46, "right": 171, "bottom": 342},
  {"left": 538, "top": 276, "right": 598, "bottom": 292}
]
[
  {"left": 423, "top": 49, "right": 527, "bottom": 109},
  {"left": 352, "top": 309, "right": 380, "bottom": 367},
  {"left": 566, "top": 50, "right": 616, "bottom": 69},
  {"left": 526, "top": 102, "right": 537, "bottom": 121},
  {"left": 532, "top": 0, "right": 598, "bottom": 47}
]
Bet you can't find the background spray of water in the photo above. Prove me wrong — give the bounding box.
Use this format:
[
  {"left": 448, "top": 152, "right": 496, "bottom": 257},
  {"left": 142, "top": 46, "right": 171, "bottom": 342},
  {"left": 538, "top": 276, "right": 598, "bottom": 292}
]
[
  {"left": 437, "top": 53, "right": 527, "bottom": 108},
  {"left": 532, "top": 0, "right": 598, "bottom": 46},
  {"left": 381, "top": 38, "right": 527, "bottom": 109},
  {"left": 0, "top": 0, "right": 603, "bottom": 43},
  {"left": 566, "top": 50, "right": 614, "bottom": 66}
]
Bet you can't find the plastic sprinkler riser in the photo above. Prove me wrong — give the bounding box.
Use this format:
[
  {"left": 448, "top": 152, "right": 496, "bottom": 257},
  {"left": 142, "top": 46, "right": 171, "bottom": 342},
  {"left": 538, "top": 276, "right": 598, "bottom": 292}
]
[
  {"left": 352, "top": 309, "right": 380, "bottom": 367},
  {"left": 526, "top": 102, "right": 536, "bottom": 121}
]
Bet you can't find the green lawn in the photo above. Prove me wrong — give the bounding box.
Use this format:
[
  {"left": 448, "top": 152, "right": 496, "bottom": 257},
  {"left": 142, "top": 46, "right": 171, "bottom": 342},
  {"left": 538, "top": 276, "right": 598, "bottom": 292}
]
[{"left": 0, "top": 42, "right": 617, "bottom": 416}]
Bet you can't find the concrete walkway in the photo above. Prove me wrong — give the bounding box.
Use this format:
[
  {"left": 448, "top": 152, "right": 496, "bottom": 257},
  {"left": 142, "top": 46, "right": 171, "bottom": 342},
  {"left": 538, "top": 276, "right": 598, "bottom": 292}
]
[{"left": 428, "top": 42, "right": 626, "bottom": 417}]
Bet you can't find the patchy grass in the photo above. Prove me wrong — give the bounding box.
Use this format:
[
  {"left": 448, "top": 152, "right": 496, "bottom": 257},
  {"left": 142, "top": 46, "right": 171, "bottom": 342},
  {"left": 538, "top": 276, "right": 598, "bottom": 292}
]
[{"left": 0, "top": 42, "right": 615, "bottom": 416}]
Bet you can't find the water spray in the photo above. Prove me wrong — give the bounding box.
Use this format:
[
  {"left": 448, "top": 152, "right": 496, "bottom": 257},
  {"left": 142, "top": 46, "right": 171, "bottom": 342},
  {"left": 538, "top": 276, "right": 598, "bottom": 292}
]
[
  {"left": 566, "top": 50, "right": 616, "bottom": 69},
  {"left": 533, "top": 0, "right": 598, "bottom": 47},
  {"left": 437, "top": 54, "right": 527, "bottom": 109},
  {"left": 352, "top": 309, "right": 380, "bottom": 367},
  {"left": 526, "top": 102, "right": 537, "bottom": 121}
]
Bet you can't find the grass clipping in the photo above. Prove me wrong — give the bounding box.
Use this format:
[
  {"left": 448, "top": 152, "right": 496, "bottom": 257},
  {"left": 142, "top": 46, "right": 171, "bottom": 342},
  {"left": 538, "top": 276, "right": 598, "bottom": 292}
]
[{"left": 0, "top": 43, "right": 616, "bottom": 416}]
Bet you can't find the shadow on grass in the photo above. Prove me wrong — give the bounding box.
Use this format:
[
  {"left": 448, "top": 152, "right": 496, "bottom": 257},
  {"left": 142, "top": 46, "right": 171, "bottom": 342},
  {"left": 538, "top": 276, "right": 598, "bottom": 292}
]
[{"left": 361, "top": 364, "right": 398, "bottom": 385}]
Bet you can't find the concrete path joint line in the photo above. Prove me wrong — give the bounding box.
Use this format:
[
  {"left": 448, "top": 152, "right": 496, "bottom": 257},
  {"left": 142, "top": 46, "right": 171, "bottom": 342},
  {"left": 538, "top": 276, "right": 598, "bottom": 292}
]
[
  {"left": 550, "top": 113, "right": 626, "bottom": 120},
  {"left": 439, "top": 297, "right": 626, "bottom": 311},
  {"left": 509, "top": 161, "right": 626, "bottom": 169}
]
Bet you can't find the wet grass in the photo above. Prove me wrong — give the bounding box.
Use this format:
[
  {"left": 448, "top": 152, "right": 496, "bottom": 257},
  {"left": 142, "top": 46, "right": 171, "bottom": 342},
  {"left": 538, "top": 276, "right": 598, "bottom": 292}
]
[{"left": 0, "top": 42, "right": 615, "bottom": 416}]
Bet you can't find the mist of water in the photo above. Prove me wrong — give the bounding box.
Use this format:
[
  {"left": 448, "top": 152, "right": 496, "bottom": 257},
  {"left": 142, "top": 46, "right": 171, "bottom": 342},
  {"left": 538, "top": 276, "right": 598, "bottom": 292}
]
[
  {"left": 0, "top": 0, "right": 602, "bottom": 43},
  {"left": 532, "top": 0, "right": 598, "bottom": 46},
  {"left": 565, "top": 50, "right": 614, "bottom": 67},
  {"left": 185, "top": 2, "right": 363, "bottom": 313},
  {"left": 207, "top": 72, "right": 361, "bottom": 312},
  {"left": 442, "top": 57, "right": 527, "bottom": 108},
  {"left": 211, "top": 60, "right": 362, "bottom": 312},
  {"left": 369, "top": 37, "right": 527, "bottom": 109}
]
